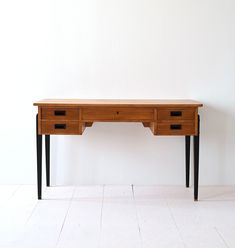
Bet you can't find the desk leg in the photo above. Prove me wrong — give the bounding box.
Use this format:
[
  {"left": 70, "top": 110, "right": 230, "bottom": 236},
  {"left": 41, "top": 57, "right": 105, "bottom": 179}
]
[
  {"left": 36, "top": 114, "right": 42, "bottom": 200},
  {"left": 45, "top": 135, "right": 50, "bottom": 187},
  {"left": 185, "top": 136, "right": 190, "bottom": 188},
  {"left": 194, "top": 115, "right": 200, "bottom": 201}
]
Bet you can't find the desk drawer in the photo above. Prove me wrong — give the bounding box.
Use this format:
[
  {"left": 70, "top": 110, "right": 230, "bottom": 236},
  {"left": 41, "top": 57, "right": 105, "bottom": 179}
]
[
  {"left": 41, "top": 121, "right": 81, "bottom": 135},
  {"left": 41, "top": 107, "right": 79, "bottom": 120},
  {"left": 158, "top": 108, "right": 196, "bottom": 121},
  {"left": 157, "top": 121, "right": 196, "bottom": 135},
  {"left": 82, "top": 107, "right": 154, "bottom": 121}
]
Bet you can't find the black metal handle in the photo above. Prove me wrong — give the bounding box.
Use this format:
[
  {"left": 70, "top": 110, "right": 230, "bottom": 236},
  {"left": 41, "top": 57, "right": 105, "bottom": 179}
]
[
  {"left": 54, "top": 110, "right": 66, "bottom": 116},
  {"left": 170, "top": 124, "right": 182, "bottom": 130},
  {"left": 170, "top": 111, "right": 182, "bottom": 117},
  {"left": 54, "top": 124, "right": 66, "bottom": 129}
]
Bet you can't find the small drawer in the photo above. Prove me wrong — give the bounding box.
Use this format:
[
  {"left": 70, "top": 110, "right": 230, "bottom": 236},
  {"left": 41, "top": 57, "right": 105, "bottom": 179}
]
[
  {"left": 41, "top": 121, "right": 81, "bottom": 135},
  {"left": 41, "top": 107, "right": 79, "bottom": 120},
  {"left": 157, "top": 121, "right": 196, "bottom": 135},
  {"left": 82, "top": 107, "right": 154, "bottom": 121},
  {"left": 158, "top": 108, "right": 196, "bottom": 120}
]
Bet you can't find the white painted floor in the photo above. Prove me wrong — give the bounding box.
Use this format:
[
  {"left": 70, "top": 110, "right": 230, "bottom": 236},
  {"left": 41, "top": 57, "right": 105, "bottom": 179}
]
[{"left": 0, "top": 185, "right": 235, "bottom": 248}]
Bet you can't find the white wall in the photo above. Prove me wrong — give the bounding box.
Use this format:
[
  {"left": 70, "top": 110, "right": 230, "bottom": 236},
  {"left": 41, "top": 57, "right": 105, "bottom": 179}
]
[{"left": 0, "top": 0, "right": 234, "bottom": 185}]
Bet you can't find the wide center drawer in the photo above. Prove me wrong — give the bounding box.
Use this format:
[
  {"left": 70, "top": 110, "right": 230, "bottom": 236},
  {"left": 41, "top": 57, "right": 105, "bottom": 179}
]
[
  {"left": 41, "top": 107, "right": 79, "bottom": 120},
  {"left": 158, "top": 108, "right": 196, "bottom": 120},
  {"left": 82, "top": 107, "right": 154, "bottom": 121}
]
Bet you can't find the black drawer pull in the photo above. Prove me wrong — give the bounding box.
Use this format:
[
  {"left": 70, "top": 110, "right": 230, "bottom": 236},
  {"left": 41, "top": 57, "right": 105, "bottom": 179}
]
[
  {"left": 54, "top": 124, "right": 66, "bottom": 129},
  {"left": 170, "top": 124, "right": 182, "bottom": 130},
  {"left": 170, "top": 111, "right": 182, "bottom": 117},
  {"left": 54, "top": 110, "right": 66, "bottom": 116}
]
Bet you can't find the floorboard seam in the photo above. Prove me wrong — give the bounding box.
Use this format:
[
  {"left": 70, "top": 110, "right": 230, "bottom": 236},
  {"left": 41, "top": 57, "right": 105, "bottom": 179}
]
[
  {"left": 24, "top": 186, "right": 48, "bottom": 225},
  {"left": 99, "top": 185, "right": 105, "bottom": 248},
  {"left": 4, "top": 185, "right": 21, "bottom": 206},
  {"left": 100, "top": 184, "right": 105, "bottom": 230},
  {"left": 132, "top": 184, "right": 144, "bottom": 248},
  {"left": 55, "top": 186, "right": 76, "bottom": 248},
  {"left": 166, "top": 199, "right": 187, "bottom": 248},
  {"left": 214, "top": 227, "right": 230, "bottom": 248}
]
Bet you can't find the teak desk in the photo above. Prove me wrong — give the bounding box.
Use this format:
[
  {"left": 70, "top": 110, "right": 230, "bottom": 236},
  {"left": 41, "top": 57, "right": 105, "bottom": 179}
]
[{"left": 34, "top": 99, "right": 203, "bottom": 200}]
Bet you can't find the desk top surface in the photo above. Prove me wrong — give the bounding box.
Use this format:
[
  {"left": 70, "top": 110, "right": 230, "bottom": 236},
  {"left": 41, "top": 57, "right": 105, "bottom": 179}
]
[{"left": 34, "top": 99, "right": 203, "bottom": 107}]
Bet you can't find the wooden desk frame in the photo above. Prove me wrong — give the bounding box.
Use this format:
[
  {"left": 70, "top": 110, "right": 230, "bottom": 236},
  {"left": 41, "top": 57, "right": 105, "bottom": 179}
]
[{"left": 34, "top": 99, "right": 202, "bottom": 200}]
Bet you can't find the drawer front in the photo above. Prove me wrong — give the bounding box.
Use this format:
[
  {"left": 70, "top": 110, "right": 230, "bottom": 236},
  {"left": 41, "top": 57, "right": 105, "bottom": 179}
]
[
  {"left": 41, "top": 121, "right": 81, "bottom": 135},
  {"left": 82, "top": 107, "right": 154, "bottom": 121},
  {"left": 158, "top": 108, "right": 196, "bottom": 121},
  {"left": 157, "top": 121, "right": 196, "bottom": 135},
  {"left": 41, "top": 107, "right": 79, "bottom": 120}
]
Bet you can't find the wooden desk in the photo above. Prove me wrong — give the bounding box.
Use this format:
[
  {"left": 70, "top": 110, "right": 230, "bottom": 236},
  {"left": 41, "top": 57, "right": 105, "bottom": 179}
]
[{"left": 34, "top": 99, "right": 203, "bottom": 200}]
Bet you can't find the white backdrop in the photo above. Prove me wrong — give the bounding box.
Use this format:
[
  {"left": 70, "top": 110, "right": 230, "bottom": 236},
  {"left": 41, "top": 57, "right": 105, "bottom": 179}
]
[{"left": 0, "top": 0, "right": 234, "bottom": 185}]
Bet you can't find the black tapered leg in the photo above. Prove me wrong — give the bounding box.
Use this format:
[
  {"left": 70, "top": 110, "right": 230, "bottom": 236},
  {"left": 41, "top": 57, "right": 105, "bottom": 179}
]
[
  {"left": 36, "top": 114, "right": 42, "bottom": 200},
  {"left": 185, "top": 136, "right": 190, "bottom": 188},
  {"left": 194, "top": 115, "right": 200, "bottom": 201},
  {"left": 45, "top": 135, "right": 50, "bottom": 187}
]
